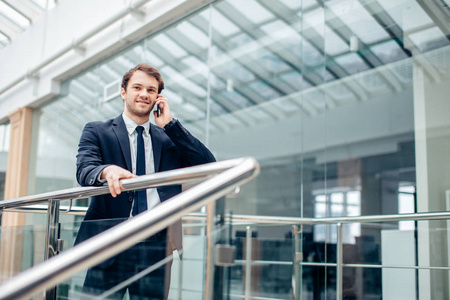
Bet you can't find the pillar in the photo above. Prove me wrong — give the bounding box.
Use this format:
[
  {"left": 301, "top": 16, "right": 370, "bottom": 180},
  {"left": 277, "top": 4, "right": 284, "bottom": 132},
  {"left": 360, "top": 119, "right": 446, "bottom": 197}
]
[{"left": 0, "top": 107, "right": 33, "bottom": 282}]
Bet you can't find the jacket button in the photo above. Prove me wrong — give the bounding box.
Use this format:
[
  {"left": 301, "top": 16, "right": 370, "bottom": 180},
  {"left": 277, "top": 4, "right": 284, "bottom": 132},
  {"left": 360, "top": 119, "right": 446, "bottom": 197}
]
[{"left": 128, "top": 196, "right": 133, "bottom": 202}]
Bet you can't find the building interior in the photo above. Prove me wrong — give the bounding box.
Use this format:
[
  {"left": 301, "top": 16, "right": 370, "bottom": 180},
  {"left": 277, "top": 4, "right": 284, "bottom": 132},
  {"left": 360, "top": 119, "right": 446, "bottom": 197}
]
[{"left": 0, "top": 0, "right": 449, "bottom": 299}]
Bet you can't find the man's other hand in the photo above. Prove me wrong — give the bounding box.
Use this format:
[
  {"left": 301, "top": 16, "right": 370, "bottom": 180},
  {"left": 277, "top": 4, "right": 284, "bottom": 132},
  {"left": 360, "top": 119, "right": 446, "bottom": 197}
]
[{"left": 101, "top": 165, "right": 135, "bottom": 197}]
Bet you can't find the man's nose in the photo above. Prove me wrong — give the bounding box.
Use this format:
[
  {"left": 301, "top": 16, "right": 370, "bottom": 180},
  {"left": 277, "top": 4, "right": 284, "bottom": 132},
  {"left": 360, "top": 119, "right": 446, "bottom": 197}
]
[{"left": 139, "top": 89, "right": 149, "bottom": 98}]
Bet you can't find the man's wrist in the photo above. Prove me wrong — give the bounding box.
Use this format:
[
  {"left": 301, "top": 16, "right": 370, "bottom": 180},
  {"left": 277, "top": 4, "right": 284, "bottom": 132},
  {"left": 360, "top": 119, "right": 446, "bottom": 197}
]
[
  {"left": 97, "top": 165, "right": 111, "bottom": 183},
  {"left": 163, "top": 118, "right": 177, "bottom": 131}
]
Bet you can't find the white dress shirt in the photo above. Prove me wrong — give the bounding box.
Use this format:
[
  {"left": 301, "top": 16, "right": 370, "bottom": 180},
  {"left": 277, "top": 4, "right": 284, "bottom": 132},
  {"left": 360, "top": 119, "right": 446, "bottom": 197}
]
[{"left": 122, "top": 113, "right": 161, "bottom": 214}]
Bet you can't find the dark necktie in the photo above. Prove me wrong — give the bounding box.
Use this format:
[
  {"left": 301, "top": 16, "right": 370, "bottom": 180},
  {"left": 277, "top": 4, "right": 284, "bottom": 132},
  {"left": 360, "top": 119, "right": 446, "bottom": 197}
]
[{"left": 132, "top": 126, "right": 147, "bottom": 216}]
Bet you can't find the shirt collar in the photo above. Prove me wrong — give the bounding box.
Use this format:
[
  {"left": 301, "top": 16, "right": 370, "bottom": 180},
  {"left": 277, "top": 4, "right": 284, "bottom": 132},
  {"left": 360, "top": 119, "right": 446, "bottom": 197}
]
[{"left": 122, "top": 113, "right": 150, "bottom": 136}]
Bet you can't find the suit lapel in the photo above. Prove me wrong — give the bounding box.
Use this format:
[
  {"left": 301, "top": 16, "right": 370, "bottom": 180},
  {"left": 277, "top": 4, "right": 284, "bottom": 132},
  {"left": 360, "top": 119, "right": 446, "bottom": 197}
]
[
  {"left": 112, "top": 115, "right": 132, "bottom": 172},
  {"left": 150, "top": 123, "right": 162, "bottom": 172}
]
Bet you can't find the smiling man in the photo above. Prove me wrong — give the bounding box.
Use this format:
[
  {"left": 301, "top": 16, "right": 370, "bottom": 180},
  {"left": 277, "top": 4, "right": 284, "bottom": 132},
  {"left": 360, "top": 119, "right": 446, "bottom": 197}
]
[{"left": 75, "top": 63, "right": 215, "bottom": 299}]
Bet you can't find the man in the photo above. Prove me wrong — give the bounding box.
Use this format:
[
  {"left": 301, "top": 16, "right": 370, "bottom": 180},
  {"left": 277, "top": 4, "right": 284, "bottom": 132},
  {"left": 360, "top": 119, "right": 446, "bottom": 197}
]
[{"left": 75, "top": 63, "right": 215, "bottom": 299}]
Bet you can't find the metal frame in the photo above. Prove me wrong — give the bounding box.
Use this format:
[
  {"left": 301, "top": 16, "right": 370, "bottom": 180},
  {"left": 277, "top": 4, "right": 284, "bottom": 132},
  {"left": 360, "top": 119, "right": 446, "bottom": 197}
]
[{"left": 0, "top": 157, "right": 260, "bottom": 300}]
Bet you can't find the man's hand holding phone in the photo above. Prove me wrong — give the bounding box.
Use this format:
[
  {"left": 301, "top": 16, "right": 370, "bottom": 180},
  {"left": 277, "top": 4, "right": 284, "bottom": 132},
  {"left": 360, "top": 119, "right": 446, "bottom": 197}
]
[{"left": 154, "top": 94, "right": 173, "bottom": 128}]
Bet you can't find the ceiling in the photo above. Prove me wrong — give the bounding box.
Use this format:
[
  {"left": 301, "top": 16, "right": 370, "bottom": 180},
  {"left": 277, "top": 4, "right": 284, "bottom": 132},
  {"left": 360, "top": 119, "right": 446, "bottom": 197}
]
[
  {"left": 0, "top": 0, "right": 57, "bottom": 49},
  {"left": 2, "top": 0, "right": 448, "bottom": 152}
]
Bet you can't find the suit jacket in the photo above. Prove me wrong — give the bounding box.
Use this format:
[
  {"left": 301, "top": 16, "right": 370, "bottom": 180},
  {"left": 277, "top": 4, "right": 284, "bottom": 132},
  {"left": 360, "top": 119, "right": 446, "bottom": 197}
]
[{"left": 74, "top": 115, "right": 215, "bottom": 266}]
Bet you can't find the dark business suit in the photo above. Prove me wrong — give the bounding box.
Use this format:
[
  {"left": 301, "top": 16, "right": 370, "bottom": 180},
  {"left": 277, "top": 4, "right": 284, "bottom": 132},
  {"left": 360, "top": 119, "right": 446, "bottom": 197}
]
[{"left": 75, "top": 114, "right": 215, "bottom": 299}]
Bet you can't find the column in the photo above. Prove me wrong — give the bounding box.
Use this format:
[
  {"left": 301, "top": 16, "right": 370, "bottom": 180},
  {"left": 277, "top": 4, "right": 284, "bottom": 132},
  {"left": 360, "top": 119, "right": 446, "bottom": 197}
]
[{"left": 0, "top": 107, "right": 33, "bottom": 282}]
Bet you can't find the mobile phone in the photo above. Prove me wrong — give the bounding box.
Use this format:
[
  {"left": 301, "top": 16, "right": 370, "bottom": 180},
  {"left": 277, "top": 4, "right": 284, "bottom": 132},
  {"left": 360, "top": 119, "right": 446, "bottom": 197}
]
[{"left": 155, "top": 103, "right": 160, "bottom": 117}]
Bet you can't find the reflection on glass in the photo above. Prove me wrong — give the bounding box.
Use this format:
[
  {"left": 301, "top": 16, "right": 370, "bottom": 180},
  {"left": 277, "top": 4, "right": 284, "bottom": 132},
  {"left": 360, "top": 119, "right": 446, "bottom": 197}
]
[
  {"left": 313, "top": 191, "right": 361, "bottom": 243},
  {"left": 227, "top": 0, "right": 274, "bottom": 24},
  {"left": 331, "top": 192, "right": 343, "bottom": 203},
  {"left": 327, "top": 0, "right": 390, "bottom": 44},
  {"left": 399, "top": 184, "right": 415, "bottom": 231},
  {"left": 370, "top": 40, "right": 409, "bottom": 64},
  {"left": 334, "top": 52, "right": 370, "bottom": 75},
  {"left": 324, "top": 25, "right": 349, "bottom": 56},
  {"left": 408, "top": 26, "right": 450, "bottom": 52}
]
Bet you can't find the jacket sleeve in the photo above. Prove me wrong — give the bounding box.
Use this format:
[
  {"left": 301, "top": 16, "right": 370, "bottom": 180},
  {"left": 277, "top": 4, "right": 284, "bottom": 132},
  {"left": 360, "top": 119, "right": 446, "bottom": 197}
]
[
  {"left": 163, "top": 119, "right": 216, "bottom": 166},
  {"left": 76, "top": 122, "right": 111, "bottom": 186}
]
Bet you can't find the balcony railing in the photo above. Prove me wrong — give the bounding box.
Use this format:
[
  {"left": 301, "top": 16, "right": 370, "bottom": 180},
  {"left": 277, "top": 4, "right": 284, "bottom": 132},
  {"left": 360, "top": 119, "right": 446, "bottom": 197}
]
[
  {"left": 0, "top": 157, "right": 260, "bottom": 300},
  {"left": 2, "top": 157, "right": 450, "bottom": 299}
]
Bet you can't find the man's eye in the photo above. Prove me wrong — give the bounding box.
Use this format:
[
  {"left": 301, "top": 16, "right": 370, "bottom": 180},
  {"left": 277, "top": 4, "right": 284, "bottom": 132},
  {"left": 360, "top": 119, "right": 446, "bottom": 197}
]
[{"left": 134, "top": 87, "right": 140, "bottom": 90}]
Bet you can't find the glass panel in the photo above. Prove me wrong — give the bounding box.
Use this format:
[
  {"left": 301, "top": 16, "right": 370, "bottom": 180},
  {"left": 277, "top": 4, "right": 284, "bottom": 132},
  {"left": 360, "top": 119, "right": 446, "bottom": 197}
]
[
  {"left": 0, "top": 222, "right": 45, "bottom": 298},
  {"left": 208, "top": 0, "right": 310, "bottom": 220},
  {"left": 377, "top": 0, "right": 433, "bottom": 33},
  {"left": 57, "top": 217, "right": 219, "bottom": 300},
  {"left": 213, "top": 219, "right": 450, "bottom": 299},
  {"left": 226, "top": 0, "right": 274, "bottom": 24},
  {"left": 28, "top": 5, "right": 212, "bottom": 203},
  {"left": 326, "top": 0, "right": 390, "bottom": 44},
  {"left": 6, "top": 215, "right": 450, "bottom": 300},
  {"left": 322, "top": 0, "right": 416, "bottom": 235},
  {"left": 408, "top": 26, "right": 450, "bottom": 53},
  {"left": 305, "top": 219, "right": 450, "bottom": 298},
  {"left": 370, "top": 40, "right": 409, "bottom": 64},
  {"left": 230, "top": 224, "right": 294, "bottom": 299}
]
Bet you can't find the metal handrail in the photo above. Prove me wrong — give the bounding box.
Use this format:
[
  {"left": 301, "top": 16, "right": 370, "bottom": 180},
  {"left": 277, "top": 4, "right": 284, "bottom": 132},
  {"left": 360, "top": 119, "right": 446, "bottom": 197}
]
[
  {"left": 186, "top": 211, "right": 450, "bottom": 225},
  {"left": 0, "top": 158, "right": 246, "bottom": 210},
  {"left": 0, "top": 157, "right": 260, "bottom": 300},
  {"left": 9, "top": 205, "right": 450, "bottom": 225}
]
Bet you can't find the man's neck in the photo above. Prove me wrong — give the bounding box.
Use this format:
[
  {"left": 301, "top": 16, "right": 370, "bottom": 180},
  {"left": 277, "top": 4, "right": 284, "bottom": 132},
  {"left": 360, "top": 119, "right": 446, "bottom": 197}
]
[{"left": 123, "top": 111, "right": 149, "bottom": 126}]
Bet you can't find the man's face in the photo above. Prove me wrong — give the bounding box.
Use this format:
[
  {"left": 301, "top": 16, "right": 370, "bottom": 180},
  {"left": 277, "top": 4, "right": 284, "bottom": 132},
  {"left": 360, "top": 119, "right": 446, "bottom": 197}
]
[{"left": 121, "top": 70, "right": 158, "bottom": 119}]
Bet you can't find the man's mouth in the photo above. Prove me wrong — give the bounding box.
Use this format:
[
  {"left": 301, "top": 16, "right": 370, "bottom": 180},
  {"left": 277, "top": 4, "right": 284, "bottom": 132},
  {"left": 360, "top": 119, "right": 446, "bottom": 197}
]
[{"left": 136, "top": 100, "right": 150, "bottom": 105}]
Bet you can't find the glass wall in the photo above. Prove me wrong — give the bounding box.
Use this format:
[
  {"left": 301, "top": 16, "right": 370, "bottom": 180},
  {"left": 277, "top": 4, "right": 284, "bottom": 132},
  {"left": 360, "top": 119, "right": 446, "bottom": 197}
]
[{"left": 23, "top": 0, "right": 450, "bottom": 298}]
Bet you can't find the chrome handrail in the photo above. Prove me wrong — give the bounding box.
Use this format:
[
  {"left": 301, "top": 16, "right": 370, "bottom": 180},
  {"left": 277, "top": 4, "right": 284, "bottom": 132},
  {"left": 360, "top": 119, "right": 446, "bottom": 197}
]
[
  {"left": 0, "top": 158, "right": 247, "bottom": 210},
  {"left": 7, "top": 206, "right": 450, "bottom": 224},
  {"left": 185, "top": 211, "right": 450, "bottom": 224},
  {"left": 0, "top": 157, "right": 260, "bottom": 300}
]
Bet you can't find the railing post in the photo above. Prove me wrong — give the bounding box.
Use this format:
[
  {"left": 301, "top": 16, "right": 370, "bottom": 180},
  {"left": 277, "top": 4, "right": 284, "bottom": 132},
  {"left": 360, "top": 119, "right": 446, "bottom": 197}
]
[
  {"left": 177, "top": 253, "right": 183, "bottom": 300},
  {"left": 245, "top": 226, "right": 252, "bottom": 300},
  {"left": 336, "top": 223, "right": 343, "bottom": 300},
  {"left": 43, "top": 199, "right": 60, "bottom": 300},
  {"left": 293, "top": 225, "right": 302, "bottom": 300},
  {"left": 205, "top": 202, "right": 216, "bottom": 300}
]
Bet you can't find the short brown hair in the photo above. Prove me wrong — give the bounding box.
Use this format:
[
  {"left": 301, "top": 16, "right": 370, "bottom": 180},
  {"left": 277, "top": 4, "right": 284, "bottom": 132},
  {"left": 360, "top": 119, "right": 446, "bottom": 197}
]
[{"left": 121, "top": 63, "right": 164, "bottom": 93}]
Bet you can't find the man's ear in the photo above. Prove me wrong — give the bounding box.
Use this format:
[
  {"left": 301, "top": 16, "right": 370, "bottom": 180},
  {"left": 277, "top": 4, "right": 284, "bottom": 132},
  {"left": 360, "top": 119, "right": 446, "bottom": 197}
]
[{"left": 120, "top": 88, "right": 126, "bottom": 100}]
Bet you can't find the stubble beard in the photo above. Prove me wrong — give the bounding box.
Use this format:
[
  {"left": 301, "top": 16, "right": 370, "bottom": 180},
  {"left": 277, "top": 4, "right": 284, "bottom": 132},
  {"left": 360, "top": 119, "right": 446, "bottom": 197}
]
[{"left": 125, "top": 99, "right": 154, "bottom": 118}]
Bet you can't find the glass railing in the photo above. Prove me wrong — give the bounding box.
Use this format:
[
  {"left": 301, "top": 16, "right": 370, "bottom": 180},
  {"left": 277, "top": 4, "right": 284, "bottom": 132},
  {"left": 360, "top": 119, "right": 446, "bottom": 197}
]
[
  {"left": 0, "top": 158, "right": 259, "bottom": 300},
  {"left": 193, "top": 213, "right": 450, "bottom": 300},
  {"left": 58, "top": 218, "right": 228, "bottom": 300},
  {"left": 3, "top": 208, "right": 450, "bottom": 299},
  {"left": 2, "top": 157, "right": 450, "bottom": 299}
]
